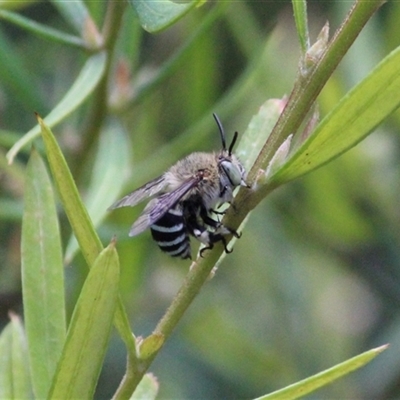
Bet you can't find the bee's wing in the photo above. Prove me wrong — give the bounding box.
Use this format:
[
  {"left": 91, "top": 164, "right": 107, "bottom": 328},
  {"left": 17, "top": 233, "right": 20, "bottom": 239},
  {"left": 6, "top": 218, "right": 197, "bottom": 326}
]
[
  {"left": 109, "top": 175, "right": 166, "bottom": 210},
  {"left": 129, "top": 176, "right": 201, "bottom": 236}
]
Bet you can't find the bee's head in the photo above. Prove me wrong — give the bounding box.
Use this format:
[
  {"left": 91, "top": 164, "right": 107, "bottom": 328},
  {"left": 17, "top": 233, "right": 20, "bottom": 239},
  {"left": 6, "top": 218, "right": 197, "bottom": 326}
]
[
  {"left": 219, "top": 156, "right": 247, "bottom": 188},
  {"left": 213, "top": 113, "right": 248, "bottom": 188}
]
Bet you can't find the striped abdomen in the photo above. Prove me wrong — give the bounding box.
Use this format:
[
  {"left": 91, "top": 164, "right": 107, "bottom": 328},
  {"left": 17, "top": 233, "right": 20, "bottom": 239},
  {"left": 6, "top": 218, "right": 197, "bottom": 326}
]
[{"left": 150, "top": 205, "right": 191, "bottom": 259}]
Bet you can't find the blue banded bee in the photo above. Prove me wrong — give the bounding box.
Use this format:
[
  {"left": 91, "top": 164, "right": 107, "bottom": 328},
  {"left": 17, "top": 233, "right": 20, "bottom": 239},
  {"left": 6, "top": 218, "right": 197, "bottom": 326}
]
[{"left": 109, "top": 114, "right": 248, "bottom": 259}]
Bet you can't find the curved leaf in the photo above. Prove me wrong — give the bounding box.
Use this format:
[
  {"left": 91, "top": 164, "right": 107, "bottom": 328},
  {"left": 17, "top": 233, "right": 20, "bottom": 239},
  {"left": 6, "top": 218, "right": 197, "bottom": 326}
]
[
  {"left": 257, "top": 345, "right": 388, "bottom": 400},
  {"left": 270, "top": 45, "right": 400, "bottom": 185},
  {"left": 130, "top": 0, "right": 200, "bottom": 33},
  {"left": 0, "top": 10, "right": 86, "bottom": 48},
  {"left": 7, "top": 51, "right": 107, "bottom": 164}
]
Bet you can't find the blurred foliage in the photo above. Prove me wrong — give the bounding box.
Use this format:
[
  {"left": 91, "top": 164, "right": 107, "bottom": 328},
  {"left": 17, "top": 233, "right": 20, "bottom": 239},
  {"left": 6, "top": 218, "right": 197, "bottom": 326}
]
[{"left": 0, "top": 0, "right": 399, "bottom": 399}]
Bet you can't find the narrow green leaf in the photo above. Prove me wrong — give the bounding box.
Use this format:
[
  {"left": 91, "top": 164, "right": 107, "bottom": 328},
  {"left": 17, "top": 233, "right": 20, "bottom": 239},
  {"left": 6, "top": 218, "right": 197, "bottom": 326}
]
[
  {"left": 36, "top": 117, "right": 137, "bottom": 357},
  {"left": 131, "top": 373, "right": 159, "bottom": 400},
  {"left": 257, "top": 345, "right": 388, "bottom": 400},
  {"left": 65, "top": 120, "right": 132, "bottom": 263},
  {"left": 22, "top": 148, "right": 66, "bottom": 399},
  {"left": 130, "top": 0, "right": 199, "bottom": 33},
  {"left": 270, "top": 45, "right": 400, "bottom": 185},
  {"left": 0, "top": 10, "right": 86, "bottom": 48},
  {"left": 37, "top": 116, "right": 103, "bottom": 266},
  {"left": 292, "top": 0, "right": 309, "bottom": 53},
  {"left": 49, "top": 241, "right": 120, "bottom": 399},
  {"left": 0, "top": 314, "right": 33, "bottom": 399},
  {"left": 6, "top": 52, "right": 107, "bottom": 164}
]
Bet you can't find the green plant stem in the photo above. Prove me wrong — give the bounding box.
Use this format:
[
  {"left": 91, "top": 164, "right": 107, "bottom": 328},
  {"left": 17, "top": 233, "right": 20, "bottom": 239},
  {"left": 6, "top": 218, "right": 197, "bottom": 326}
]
[
  {"left": 114, "top": 243, "right": 226, "bottom": 398},
  {"left": 114, "top": 0, "right": 386, "bottom": 394},
  {"left": 154, "top": 251, "right": 222, "bottom": 338},
  {"left": 227, "top": 0, "right": 386, "bottom": 226},
  {"left": 247, "top": 0, "right": 386, "bottom": 189},
  {"left": 120, "top": 248, "right": 223, "bottom": 393},
  {"left": 228, "top": 0, "right": 386, "bottom": 236},
  {"left": 112, "top": 353, "right": 142, "bottom": 400}
]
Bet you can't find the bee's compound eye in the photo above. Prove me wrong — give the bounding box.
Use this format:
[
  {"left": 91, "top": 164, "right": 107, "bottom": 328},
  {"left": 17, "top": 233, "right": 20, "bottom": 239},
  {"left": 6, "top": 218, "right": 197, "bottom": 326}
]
[{"left": 220, "top": 160, "right": 242, "bottom": 186}]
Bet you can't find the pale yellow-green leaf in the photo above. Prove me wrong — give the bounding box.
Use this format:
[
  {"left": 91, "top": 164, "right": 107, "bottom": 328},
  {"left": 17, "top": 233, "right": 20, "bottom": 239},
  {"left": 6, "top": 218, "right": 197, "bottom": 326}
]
[{"left": 49, "top": 242, "right": 120, "bottom": 399}]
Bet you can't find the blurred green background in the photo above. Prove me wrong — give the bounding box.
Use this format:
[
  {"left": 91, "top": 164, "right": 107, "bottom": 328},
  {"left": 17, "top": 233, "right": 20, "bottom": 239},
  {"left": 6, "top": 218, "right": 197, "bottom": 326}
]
[{"left": 1, "top": 1, "right": 400, "bottom": 398}]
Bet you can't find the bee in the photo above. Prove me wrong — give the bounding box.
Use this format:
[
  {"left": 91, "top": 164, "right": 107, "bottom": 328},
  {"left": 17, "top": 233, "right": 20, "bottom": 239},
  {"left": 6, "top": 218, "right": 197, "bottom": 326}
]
[{"left": 109, "top": 114, "right": 248, "bottom": 260}]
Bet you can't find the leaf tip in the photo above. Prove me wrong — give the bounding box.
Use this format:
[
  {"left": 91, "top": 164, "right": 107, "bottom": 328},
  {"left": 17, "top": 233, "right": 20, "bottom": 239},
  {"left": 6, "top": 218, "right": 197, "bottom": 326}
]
[
  {"left": 110, "top": 235, "right": 118, "bottom": 247},
  {"left": 374, "top": 343, "right": 389, "bottom": 353},
  {"left": 301, "top": 20, "right": 330, "bottom": 75},
  {"left": 35, "top": 112, "right": 43, "bottom": 125},
  {"left": 6, "top": 151, "right": 14, "bottom": 165},
  {"left": 7, "top": 310, "right": 19, "bottom": 322}
]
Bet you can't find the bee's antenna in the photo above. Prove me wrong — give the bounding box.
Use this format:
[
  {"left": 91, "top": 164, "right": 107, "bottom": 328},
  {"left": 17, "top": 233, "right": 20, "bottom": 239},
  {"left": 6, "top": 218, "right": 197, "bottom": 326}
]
[
  {"left": 228, "top": 131, "right": 238, "bottom": 156},
  {"left": 213, "top": 113, "right": 226, "bottom": 151}
]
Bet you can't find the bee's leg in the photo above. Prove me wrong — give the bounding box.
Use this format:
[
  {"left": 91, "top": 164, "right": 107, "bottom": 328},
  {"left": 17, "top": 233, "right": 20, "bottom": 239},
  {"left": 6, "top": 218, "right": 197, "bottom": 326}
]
[
  {"left": 218, "top": 234, "right": 232, "bottom": 254},
  {"left": 200, "top": 232, "right": 233, "bottom": 257},
  {"left": 210, "top": 208, "right": 226, "bottom": 216},
  {"left": 198, "top": 205, "right": 221, "bottom": 229},
  {"left": 204, "top": 205, "right": 240, "bottom": 238},
  {"left": 192, "top": 227, "right": 218, "bottom": 258},
  {"left": 213, "top": 223, "right": 241, "bottom": 239},
  {"left": 203, "top": 214, "right": 220, "bottom": 228},
  {"left": 195, "top": 204, "right": 240, "bottom": 257},
  {"left": 199, "top": 243, "right": 213, "bottom": 257},
  {"left": 209, "top": 208, "right": 232, "bottom": 224},
  {"left": 224, "top": 225, "right": 241, "bottom": 239},
  {"left": 186, "top": 215, "right": 213, "bottom": 251}
]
